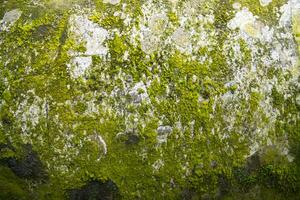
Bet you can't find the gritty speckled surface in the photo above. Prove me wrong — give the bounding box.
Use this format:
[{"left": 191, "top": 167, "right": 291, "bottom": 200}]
[{"left": 0, "top": 0, "right": 300, "bottom": 199}]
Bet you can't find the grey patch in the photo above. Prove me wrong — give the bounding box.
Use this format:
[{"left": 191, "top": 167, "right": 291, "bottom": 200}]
[
  {"left": 210, "top": 160, "right": 218, "bottom": 168},
  {"left": 33, "top": 24, "right": 53, "bottom": 39},
  {"left": 1, "top": 9, "right": 22, "bottom": 31},
  {"left": 125, "top": 134, "right": 140, "bottom": 145},
  {"left": 157, "top": 125, "right": 172, "bottom": 135},
  {"left": 127, "top": 82, "right": 149, "bottom": 104},
  {"left": 129, "top": 92, "right": 142, "bottom": 104},
  {"left": 156, "top": 126, "right": 172, "bottom": 144}
]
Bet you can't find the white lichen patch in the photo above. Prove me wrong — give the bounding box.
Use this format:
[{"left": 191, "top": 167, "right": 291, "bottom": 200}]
[
  {"left": 140, "top": 29, "right": 161, "bottom": 54},
  {"left": 259, "top": 0, "right": 272, "bottom": 7},
  {"left": 0, "top": 9, "right": 22, "bottom": 31},
  {"left": 128, "top": 0, "right": 216, "bottom": 55},
  {"left": 168, "top": 0, "right": 179, "bottom": 6},
  {"left": 103, "top": 0, "right": 120, "bottom": 5},
  {"left": 152, "top": 159, "right": 164, "bottom": 171},
  {"left": 221, "top": 1, "right": 300, "bottom": 158},
  {"left": 68, "top": 14, "right": 109, "bottom": 56},
  {"left": 168, "top": 2, "right": 216, "bottom": 54},
  {"left": 14, "top": 90, "right": 47, "bottom": 136},
  {"left": 67, "top": 14, "right": 109, "bottom": 78},
  {"left": 171, "top": 27, "right": 191, "bottom": 54},
  {"left": 88, "top": 133, "right": 107, "bottom": 158},
  {"left": 232, "top": 2, "right": 242, "bottom": 10},
  {"left": 139, "top": 1, "right": 169, "bottom": 54},
  {"left": 67, "top": 56, "right": 92, "bottom": 79},
  {"left": 148, "top": 13, "right": 168, "bottom": 35},
  {"left": 227, "top": 7, "right": 274, "bottom": 43},
  {"left": 228, "top": 8, "right": 263, "bottom": 39},
  {"left": 85, "top": 98, "right": 99, "bottom": 115},
  {"left": 279, "top": 0, "right": 300, "bottom": 28}
]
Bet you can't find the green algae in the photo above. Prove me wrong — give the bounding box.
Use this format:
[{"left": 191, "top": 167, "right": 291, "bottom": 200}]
[
  {"left": 0, "top": 0, "right": 299, "bottom": 199},
  {"left": 0, "top": 165, "right": 31, "bottom": 200}
]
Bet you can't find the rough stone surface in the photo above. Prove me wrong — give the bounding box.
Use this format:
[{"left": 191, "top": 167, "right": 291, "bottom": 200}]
[{"left": 0, "top": 0, "right": 300, "bottom": 199}]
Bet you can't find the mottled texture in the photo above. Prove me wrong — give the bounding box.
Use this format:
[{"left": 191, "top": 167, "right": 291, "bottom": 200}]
[{"left": 0, "top": 0, "right": 299, "bottom": 199}]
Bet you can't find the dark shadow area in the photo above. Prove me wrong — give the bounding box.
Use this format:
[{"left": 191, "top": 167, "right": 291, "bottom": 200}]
[
  {"left": 2, "top": 144, "right": 48, "bottom": 181},
  {"left": 68, "top": 179, "right": 120, "bottom": 200}
]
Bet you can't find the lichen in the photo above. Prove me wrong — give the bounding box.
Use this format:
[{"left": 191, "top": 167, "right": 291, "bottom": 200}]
[{"left": 0, "top": 0, "right": 299, "bottom": 199}]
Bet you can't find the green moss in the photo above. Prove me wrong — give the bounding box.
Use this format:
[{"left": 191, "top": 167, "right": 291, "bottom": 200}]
[
  {"left": 239, "top": 39, "right": 252, "bottom": 63},
  {"left": 108, "top": 34, "right": 127, "bottom": 63},
  {"left": 0, "top": 165, "right": 31, "bottom": 200},
  {"left": 1, "top": 90, "right": 12, "bottom": 102},
  {"left": 0, "top": 0, "right": 299, "bottom": 199},
  {"left": 249, "top": 92, "right": 262, "bottom": 112},
  {"left": 167, "top": 12, "right": 179, "bottom": 26},
  {"left": 101, "top": 15, "right": 124, "bottom": 29}
]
